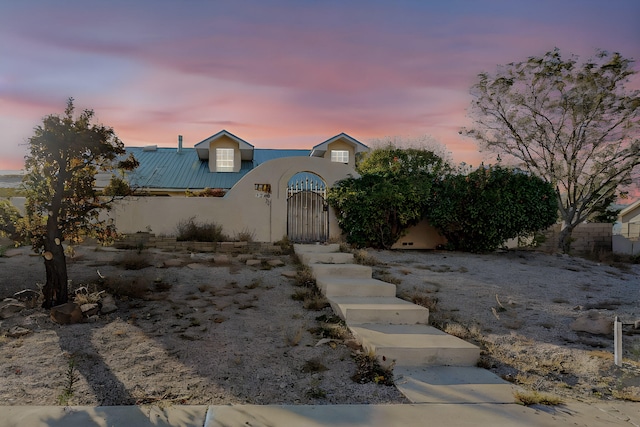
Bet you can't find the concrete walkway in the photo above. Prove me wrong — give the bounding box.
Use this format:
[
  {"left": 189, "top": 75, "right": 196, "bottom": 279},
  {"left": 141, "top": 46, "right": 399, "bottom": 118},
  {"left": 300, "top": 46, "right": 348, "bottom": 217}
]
[{"left": 3, "top": 401, "right": 640, "bottom": 426}]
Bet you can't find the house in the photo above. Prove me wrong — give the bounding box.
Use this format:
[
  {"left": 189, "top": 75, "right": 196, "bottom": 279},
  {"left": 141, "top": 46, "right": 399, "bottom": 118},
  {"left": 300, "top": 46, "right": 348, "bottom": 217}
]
[
  {"left": 106, "top": 131, "right": 370, "bottom": 243},
  {"left": 613, "top": 199, "right": 640, "bottom": 255},
  {"left": 116, "top": 130, "right": 369, "bottom": 195}
]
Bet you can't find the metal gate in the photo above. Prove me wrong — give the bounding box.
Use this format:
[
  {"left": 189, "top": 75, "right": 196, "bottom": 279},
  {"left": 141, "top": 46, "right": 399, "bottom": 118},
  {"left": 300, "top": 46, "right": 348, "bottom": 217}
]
[{"left": 287, "top": 176, "right": 328, "bottom": 243}]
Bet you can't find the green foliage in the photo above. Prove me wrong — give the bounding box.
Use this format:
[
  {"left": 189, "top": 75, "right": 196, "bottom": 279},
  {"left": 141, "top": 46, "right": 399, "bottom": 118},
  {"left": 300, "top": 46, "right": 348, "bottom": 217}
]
[
  {"left": 357, "top": 146, "right": 450, "bottom": 178},
  {"left": 185, "top": 187, "right": 226, "bottom": 197},
  {"left": 102, "top": 175, "right": 134, "bottom": 197},
  {"left": 0, "top": 199, "right": 22, "bottom": 242},
  {"left": 464, "top": 49, "right": 640, "bottom": 251},
  {"left": 328, "top": 146, "right": 449, "bottom": 249},
  {"left": 426, "top": 166, "right": 558, "bottom": 252}
]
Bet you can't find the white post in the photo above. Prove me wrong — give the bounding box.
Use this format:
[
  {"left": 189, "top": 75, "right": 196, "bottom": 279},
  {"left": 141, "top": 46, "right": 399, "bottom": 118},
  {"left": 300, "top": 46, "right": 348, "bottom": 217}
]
[{"left": 614, "top": 316, "right": 622, "bottom": 367}]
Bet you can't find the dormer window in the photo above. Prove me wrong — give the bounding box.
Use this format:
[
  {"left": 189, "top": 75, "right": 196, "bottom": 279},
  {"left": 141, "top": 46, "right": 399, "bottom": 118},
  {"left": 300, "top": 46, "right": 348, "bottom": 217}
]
[
  {"left": 216, "top": 148, "right": 234, "bottom": 172},
  {"left": 331, "top": 150, "right": 349, "bottom": 164}
]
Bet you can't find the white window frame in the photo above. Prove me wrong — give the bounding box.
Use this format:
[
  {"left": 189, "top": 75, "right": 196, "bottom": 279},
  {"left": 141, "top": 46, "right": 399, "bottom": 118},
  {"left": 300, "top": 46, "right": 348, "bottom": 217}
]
[
  {"left": 216, "top": 148, "right": 234, "bottom": 172},
  {"left": 331, "top": 150, "right": 349, "bottom": 163}
]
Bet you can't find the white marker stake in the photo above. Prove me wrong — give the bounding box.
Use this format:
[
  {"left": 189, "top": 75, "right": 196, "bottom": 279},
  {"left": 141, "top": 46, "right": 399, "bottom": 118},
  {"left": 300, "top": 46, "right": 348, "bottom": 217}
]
[{"left": 614, "top": 316, "right": 622, "bottom": 367}]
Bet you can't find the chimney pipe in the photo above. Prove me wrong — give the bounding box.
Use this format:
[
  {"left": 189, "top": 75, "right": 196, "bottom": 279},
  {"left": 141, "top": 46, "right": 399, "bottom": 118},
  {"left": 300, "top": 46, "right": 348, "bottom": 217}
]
[{"left": 178, "top": 135, "right": 183, "bottom": 154}]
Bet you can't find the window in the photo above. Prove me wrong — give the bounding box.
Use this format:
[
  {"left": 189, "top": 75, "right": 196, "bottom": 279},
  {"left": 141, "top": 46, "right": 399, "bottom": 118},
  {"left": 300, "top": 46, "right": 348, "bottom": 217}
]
[
  {"left": 216, "top": 148, "right": 234, "bottom": 172},
  {"left": 331, "top": 150, "right": 349, "bottom": 163}
]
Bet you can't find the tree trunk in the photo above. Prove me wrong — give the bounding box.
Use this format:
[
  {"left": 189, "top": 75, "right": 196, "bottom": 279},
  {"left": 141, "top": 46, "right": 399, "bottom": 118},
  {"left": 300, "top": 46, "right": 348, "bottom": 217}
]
[
  {"left": 41, "top": 236, "right": 69, "bottom": 309},
  {"left": 557, "top": 224, "right": 575, "bottom": 254}
]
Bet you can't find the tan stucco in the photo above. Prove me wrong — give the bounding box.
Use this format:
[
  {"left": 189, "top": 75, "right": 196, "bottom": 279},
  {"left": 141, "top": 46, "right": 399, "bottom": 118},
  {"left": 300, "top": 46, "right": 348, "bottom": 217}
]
[
  {"left": 322, "top": 139, "right": 357, "bottom": 168},
  {"left": 208, "top": 135, "right": 242, "bottom": 172},
  {"left": 109, "top": 156, "right": 356, "bottom": 242},
  {"left": 391, "top": 219, "right": 447, "bottom": 250},
  {"left": 620, "top": 199, "right": 640, "bottom": 224}
]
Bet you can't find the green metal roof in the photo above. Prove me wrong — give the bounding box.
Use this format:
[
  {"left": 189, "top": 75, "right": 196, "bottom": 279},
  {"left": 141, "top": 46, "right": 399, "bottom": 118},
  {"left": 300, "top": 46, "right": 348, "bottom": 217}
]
[{"left": 125, "top": 147, "right": 309, "bottom": 190}]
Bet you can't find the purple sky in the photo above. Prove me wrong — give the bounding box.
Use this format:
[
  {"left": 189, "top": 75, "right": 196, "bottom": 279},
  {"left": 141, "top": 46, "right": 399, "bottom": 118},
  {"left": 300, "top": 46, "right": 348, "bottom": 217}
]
[{"left": 1, "top": 0, "right": 639, "bottom": 170}]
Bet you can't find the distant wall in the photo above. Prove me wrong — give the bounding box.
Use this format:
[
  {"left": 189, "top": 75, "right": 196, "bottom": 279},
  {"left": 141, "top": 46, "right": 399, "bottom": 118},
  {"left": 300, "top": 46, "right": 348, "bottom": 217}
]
[
  {"left": 535, "top": 223, "right": 612, "bottom": 253},
  {"left": 108, "top": 156, "right": 356, "bottom": 243}
]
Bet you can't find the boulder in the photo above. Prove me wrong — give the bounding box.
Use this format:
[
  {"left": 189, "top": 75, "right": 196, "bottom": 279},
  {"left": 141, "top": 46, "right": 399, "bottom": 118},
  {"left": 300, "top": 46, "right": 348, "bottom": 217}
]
[
  {"left": 0, "top": 300, "right": 26, "bottom": 319},
  {"left": 246, "top": 259, "right": 262, "bottom": 266},
  {"left": 267, "top": 259, "right": 285, "bottom": 267},
  {"left": 570, "top": 312, "right": 613, "bottom": 335},
  {"left": 50, "top": 303, "right": 83, "bottom": 324}
]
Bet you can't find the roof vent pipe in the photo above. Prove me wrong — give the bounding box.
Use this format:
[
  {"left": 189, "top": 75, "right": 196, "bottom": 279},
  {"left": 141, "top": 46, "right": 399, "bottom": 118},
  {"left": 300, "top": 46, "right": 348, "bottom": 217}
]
[{"left": 178, "top": 135, "right": 183, "bottom": 154}]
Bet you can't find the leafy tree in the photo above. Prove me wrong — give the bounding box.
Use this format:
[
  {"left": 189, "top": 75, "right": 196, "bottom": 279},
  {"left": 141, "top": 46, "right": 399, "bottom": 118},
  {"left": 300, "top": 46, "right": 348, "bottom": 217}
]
[
  {"left": 426, "top": 165, "right": 558, "bottom": 252},
  {"left": 0, "top": 200, "right": 22, "bottom": 242},
  {"left": 328, "top": 147, "right": 449, "bottom": 248},
  {"left": 23, "top": 99, "right": 138, "bottom": 308},
  {"left": 464, "top": 49, "right": 640, "bottom": 252}
]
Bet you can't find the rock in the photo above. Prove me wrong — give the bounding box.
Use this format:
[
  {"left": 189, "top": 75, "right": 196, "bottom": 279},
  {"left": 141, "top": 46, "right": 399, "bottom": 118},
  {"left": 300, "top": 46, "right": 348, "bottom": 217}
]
[
  {"left": 50, "top": 303, "right": 83, "bottom": 324},
  {"left": 186, "top": 263, "right": 207, "bottom": 270},
  {"left": 281, "top": 270, "right": 298, "bottom": 279},
  {"left": 99, "top": 294, "right": 118, "bottom": 314},
  {"left": 570, "top": 312, "right": 614, "bottom": 335},
  {"left": 213, "top": 254, "right": 230, "bottom": 265},
  {"left": 80, "top": 303, "right": 100, "bottom": 317},
  {"left": 100, "top": 302, "right": 118, "bottom": 314},
  {"left": 246, "top": 259, "right": 262, "bottom": 266},
  {"left": 267, "top": 259, "right": 285, "bottom": 267},
  {"left": 13, "top": 290, "right": 40, "bottom": 307},
  {"left": 236, "top": 254, "right": 253, "bottom": 262},
  {"left": 161, "top": 259, "right": 183, "bottom": 268},
  {"left": 0, "top": 301, "right": 26, "bottom": 319},
  {"left": 7, "top": 326, "right": 31, "bottom": 338},
  {"left": 3, "top": 248, "right": 24, "bottom": 258}
]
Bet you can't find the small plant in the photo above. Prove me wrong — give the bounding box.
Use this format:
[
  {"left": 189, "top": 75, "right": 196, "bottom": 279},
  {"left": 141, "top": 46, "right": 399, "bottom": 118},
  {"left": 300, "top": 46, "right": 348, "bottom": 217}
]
[
  {"left": 114, "top": 251, "right": 152, "bottom": 270},
  {"left": 234, "top": 228, "right": 255, "bottom": 242},
  {"left": 295, "top": 266, "right": 316, "bottom": 288},
  {"left": 354, "top": 249, "right": 380, "bottom": 266},
  {"left": 301, "top": 358, "right": 328, "bottom": 373},
  {"left": 292, "top": 288, "right": 313, "bottom": 301},
  {"left": 176, "top": 216, "right": 228, "bottom": 242},
  {"left": 285, "top": 326, "right": 305, "bottom": 346},
  {"left": 0, "top": 246, "right": 6, "bottom": 257},
  {"left": 373, "top": 270, "right": 401, "bottom": 285},
  {"left": 399, "top": 292, "right": 438, "bottom": 311},
  {"left": 57, "top": 356, "right": 79, "bottom": 406},
  {"left": 303, "top": 293, "right": 330, "bottom": 311},
  {"left": 351, "top": 350, "right": 395, "bottom": 386},
  {"left": 514, "top": 390, "right": 563, "bottom": 406}
]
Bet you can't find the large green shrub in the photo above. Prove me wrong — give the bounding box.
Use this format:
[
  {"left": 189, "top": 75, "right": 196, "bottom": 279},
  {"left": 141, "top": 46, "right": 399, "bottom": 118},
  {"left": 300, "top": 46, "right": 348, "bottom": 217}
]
[
  {"left": 426, "top": 165, "right": 558, "bottom": 252},
  {"left": 328, "top": 147, "right": 449, "bottom": 249}
]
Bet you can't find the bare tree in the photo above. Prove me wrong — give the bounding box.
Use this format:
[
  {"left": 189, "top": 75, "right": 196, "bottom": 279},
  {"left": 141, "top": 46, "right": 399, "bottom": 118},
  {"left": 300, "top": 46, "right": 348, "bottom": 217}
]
[{"left": 464, "top": 49, "right": 640, "bottom": 252}]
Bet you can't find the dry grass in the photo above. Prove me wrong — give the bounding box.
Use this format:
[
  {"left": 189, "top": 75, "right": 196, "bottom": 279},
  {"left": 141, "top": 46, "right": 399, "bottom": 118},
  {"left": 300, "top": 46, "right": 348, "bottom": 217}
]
[
  {"left": 284, "top": 326, "right": 305, "bottom": 346},
  {"left": 113, "top": 252, "right": 152, "bottom": 270},
  {"left": 353, "top": 249, "right": 380, "bottom": 266},
  {"left": 399, "top": 291, "right": 438, "bottom": 311},
  {"left": 373, "top": 270, "right": 401, "bottom": 285},
  {"left": 514, "top": 390, "right": 563, "bottom": 406}
]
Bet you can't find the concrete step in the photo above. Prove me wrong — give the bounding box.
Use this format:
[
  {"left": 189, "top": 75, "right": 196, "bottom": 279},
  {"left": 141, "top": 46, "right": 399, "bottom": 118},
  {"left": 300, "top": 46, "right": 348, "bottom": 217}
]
[
  {"left": 349, "top": 324, "right": 480, "bottom": 367},
  {"left": 317, "top": 277, "right": 397, "bottom": 298},
  {"left": 310, "top": 263, "right": 372, "bottom": 279},
  {"left": 394, "top": 366, "right": 518, "bottom": 403},
  {"left": 293, "top": 243, "right": 340, "bottom": 253},
  {"left": 329, "top": 297, "right": 429, "bottom": 325},
  {"left": 299, "top": 252, "right": 354, "bottom": 265}
]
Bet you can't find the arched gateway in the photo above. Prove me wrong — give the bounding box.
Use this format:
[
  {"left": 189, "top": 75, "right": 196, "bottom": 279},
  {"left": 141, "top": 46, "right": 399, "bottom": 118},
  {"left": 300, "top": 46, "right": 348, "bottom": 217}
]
[{"left": 286, "top": 173, "right": 328, "bottom": 243}]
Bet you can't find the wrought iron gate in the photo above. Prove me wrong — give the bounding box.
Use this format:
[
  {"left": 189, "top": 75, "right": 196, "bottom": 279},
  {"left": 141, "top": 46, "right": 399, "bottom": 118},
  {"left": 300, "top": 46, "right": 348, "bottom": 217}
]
[{"left": 287, "top": 176, "right": 328, "bottom": 243}]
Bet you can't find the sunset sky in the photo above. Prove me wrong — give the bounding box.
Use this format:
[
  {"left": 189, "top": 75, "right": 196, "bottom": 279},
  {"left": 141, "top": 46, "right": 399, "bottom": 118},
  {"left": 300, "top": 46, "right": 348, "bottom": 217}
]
[{"left": 1, "top": 0, "right": 639, "bottom": 170}]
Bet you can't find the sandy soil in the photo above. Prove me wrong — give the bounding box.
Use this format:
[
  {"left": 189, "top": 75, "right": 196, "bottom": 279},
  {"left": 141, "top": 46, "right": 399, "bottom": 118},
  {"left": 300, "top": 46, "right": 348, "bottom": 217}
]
[{"left": 0, "top": 244, "right": 638, "bottom": 406}]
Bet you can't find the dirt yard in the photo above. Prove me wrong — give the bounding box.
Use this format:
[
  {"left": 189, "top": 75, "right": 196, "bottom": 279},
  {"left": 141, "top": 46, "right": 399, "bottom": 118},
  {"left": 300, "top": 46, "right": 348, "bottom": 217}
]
[{"left": 0, "top": 243, "right": 638, "bottom": 406}]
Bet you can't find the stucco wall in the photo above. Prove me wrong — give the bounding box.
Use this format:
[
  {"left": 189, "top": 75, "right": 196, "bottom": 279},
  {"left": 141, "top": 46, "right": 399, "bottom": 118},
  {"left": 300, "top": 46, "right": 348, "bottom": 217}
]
[
  {"left": 108, "top": 156, "right": 356, "bottom": 242},
  {"left": 322, "top": 140, "right": 356, "bottom": 168},
  {"left": 391, "top": 219, "right": 447, "bottom": 249},
  {"left": 208, "top": 135, "right": 241, "bottom": 172}
]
